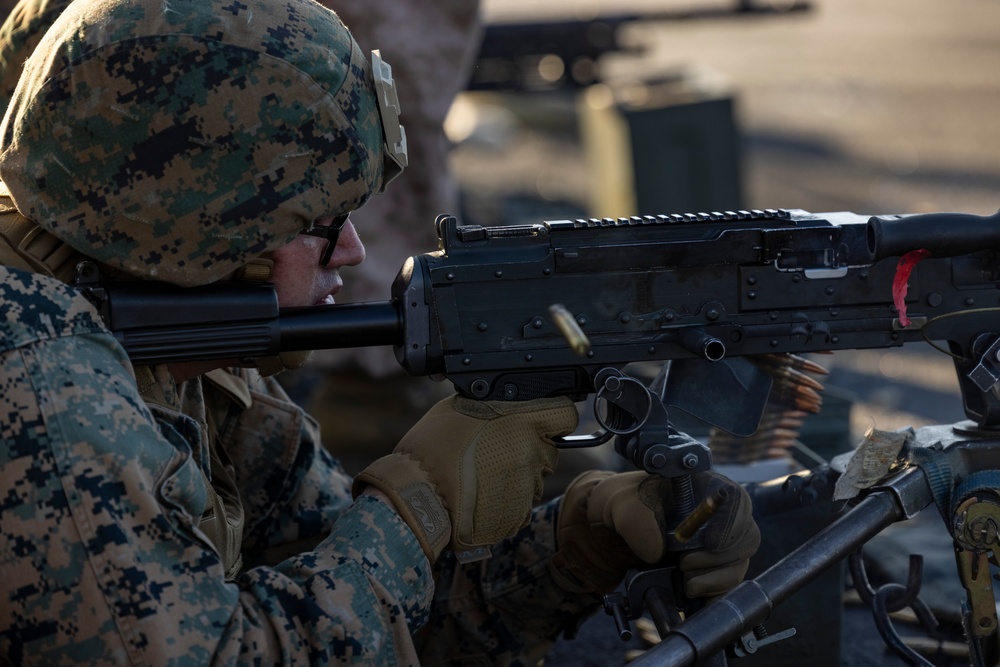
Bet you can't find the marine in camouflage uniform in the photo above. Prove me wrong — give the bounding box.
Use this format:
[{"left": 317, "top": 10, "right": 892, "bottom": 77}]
[
  {"left": 0, "top": 0, "right": 603, "bottom": 662},
  {"left": 0, "top": 262, "right": 605, "bottom": 664},
  {"left": 0, "top": 0, "right": 761, "bottom": 663},
  {"left": 0, "top": 267, "right": 428, "bottom": 662}
]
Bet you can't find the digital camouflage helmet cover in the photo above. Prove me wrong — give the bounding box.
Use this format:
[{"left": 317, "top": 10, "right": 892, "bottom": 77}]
[{"left": 0, "top": 0, "right": 404, "bottom": 286}]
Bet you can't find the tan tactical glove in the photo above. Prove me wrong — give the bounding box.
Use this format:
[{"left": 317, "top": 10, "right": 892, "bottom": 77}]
[
  {"left": 552, "top": 470, "right": 760, "bottom": 597},
  {"left": 353, "top": 395, "right": 578, "bottom": 562}
]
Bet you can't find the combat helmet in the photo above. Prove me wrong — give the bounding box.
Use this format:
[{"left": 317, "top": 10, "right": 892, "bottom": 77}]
[{"left": 0, "top": 0, "right": 405, "bottom": 287}]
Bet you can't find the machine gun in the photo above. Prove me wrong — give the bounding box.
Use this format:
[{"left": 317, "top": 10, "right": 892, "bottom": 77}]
[
  {"left": 86, "top": 207, "right": 1000, "bottom": 435},
  {"left": 472, "top": 2, "right": 811, "bottom": 91},
  {"left": 79, "top": 207, "right": 1000, "bottom": 664}
]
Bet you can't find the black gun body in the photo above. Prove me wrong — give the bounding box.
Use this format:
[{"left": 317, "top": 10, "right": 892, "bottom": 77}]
[
  {"left": 395, "top": 210, "right": 1000, "bottom": 412},
  {"left": 101, "top": 208, "right": 1000, "bottom": 425}
]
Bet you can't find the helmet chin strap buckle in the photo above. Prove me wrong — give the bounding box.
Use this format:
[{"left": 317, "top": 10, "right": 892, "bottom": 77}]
[{"left": 371, "top": 49, "right": 407, "bottom": 192}]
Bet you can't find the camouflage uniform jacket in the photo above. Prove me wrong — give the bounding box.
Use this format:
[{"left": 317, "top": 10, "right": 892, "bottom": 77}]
[{"left": 0, "top": 265, "right": 600, "bottom": 666}]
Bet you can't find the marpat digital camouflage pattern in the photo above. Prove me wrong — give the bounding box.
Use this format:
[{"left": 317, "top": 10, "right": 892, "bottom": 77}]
[
  {"left": 0, "top": 0, "right": 607, "bottom": 661},
  {"left": 0, "top": 0, "right": 385, "bottom": 286},
  {"left": 0, "top": 264, "right": 432, "bottom": 663},
  {"left": 0, "top": 264, "right": 603, "bottom": 664}
]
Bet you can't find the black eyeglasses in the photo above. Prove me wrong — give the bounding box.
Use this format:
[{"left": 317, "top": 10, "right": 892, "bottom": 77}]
[{"left": 300, "top": 214, "right": 349, "bottom": 267}]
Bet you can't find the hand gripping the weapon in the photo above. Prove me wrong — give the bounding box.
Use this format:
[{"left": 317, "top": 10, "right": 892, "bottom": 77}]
[
  {"left": 550, "top": 470, "right": 761, "bottom": 597},
  {"left": 354, "top": 395, "right": 579, "bottom": 561}
]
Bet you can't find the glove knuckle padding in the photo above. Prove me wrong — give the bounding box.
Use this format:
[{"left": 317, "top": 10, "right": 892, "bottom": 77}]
[
  {"left": 364, "top": 395, "right": 576, "bottom": 558},
  {"left": 595, "top": 472, "right": 669, "bottom": 564},
  {"left": 554, "top": 470, "right": 636, "bottom": 593},
  {"left": 458, "top": 396, "right": 574, "bottom": 547},
  {"left": 554, "top": 470, "right": 675, "bottom": 593}
]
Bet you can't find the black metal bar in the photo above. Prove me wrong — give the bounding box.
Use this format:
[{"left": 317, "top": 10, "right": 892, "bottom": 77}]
[
  {"left": 277, "top": 301, "right": 401, "bottom": 351},
  {"left": 629, "top": 468, "right": 932, "bottom": 667},
  {"left": 116, "top": 300, "right": 401, "bottom": 365},
  {"left": 868, "top": 211, "right": 1000, "bottom": 260}
]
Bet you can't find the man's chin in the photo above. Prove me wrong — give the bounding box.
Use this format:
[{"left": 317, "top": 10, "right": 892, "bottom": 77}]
[
  {"left": 256, "top": 350, "right": 315, "bottom": 376},
  {"left": 278, "top": 349, "right": 315, "bottom": 370}
]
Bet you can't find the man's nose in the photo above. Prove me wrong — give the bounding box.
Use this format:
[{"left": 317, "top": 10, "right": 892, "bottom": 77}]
[{"left": 331, "top": 220, "right": 365, "bottom": 267}]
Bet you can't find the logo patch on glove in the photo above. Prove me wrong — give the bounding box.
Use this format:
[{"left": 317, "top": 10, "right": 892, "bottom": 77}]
[
  {"left": 401, "top": 483, "right": 449, "bottom": 546},
  {"left": 454, "top": 546, "right": 492, "bottom": 564}
]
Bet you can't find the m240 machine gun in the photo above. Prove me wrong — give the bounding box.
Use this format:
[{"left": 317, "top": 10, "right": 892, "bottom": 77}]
[{"left": 82, "top": 207, "right": 1000, "bottom": 665}]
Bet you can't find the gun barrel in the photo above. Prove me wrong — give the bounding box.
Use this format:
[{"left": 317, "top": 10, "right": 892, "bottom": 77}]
[
  {"left": 278, "top": 301, "right": 402, "bottom": 351},
  {"left": 114, "top": 299, "right": 401, "bottom": 365},
  {"left": 868, "top": 211, "right": 1000, "bottom": 260}
]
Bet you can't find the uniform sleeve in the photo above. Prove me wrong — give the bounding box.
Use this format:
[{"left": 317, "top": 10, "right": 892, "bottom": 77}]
[
  {"left": 0, "top": 269, "right": 433, "bottom": 666},
  {"left": 414, "top": 499, "right": 603, "bottom": 666}
]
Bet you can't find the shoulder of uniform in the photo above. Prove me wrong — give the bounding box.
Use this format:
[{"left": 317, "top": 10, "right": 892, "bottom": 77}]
[
  {"left": 0, "top": 265, "right": 107, "bottom": 352},
  {"left": 203, "top": 368, "right": 253, "bottom": 409}
]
